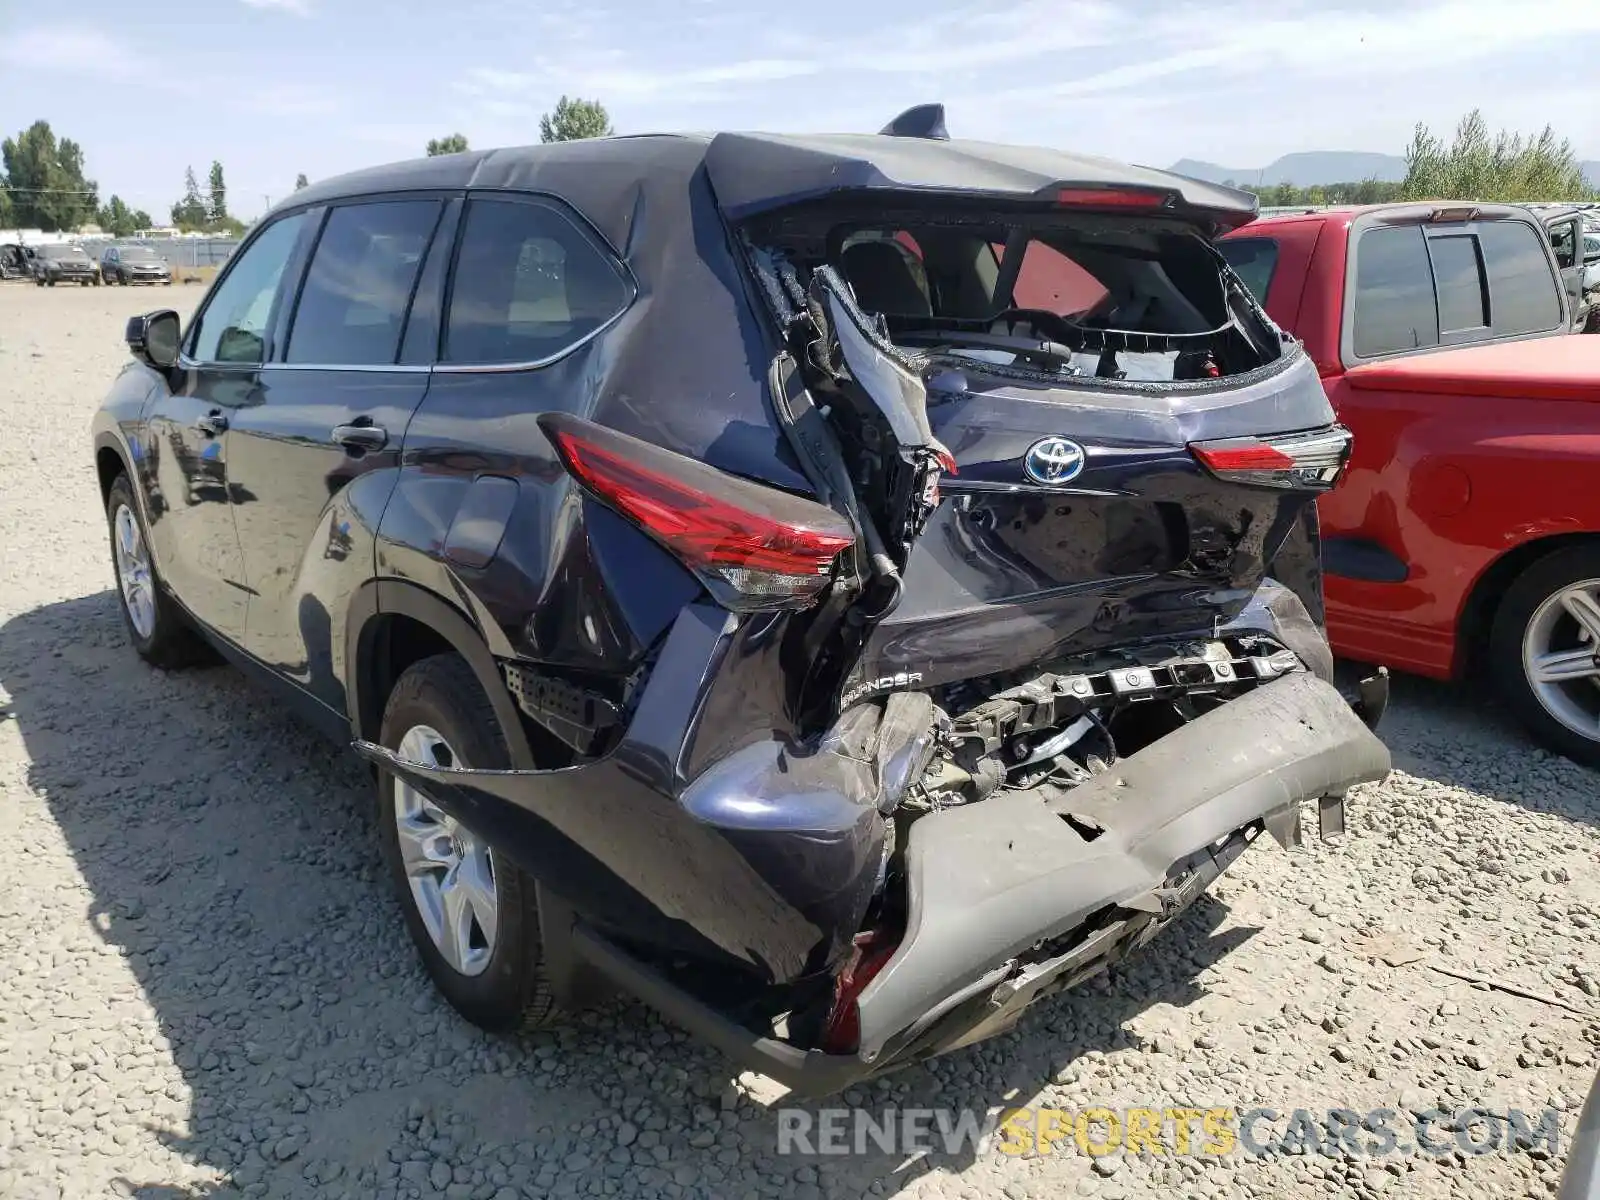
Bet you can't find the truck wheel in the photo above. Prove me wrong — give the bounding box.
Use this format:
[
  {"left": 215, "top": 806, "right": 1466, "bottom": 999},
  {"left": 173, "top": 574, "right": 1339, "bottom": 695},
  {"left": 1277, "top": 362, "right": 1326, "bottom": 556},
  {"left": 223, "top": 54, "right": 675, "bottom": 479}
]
[
  {"left": 34, "top": 278, "right": 44, "bottom": 288},
  {"left": 1490, "top": 546, "right": 1600, "bottom": 768},
  {"left": 105, "top": 473, "right": 209, "bottom": 669},
  {"left": 47, "top": 279, "right": 56, "bottom": 287},
  {"left": 377, "top": 654, "right": 561, "bottom": 1033}
]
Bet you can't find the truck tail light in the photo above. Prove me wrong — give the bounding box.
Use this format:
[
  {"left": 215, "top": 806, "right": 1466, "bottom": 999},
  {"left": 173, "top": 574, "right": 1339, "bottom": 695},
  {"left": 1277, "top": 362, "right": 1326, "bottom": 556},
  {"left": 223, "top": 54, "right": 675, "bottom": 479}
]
[
  {"left": 1189, "top": 426, "right": 1353, "bottom": 490},
  {"left": 538, "top": 413, "right": 856, "bottom": 612}
]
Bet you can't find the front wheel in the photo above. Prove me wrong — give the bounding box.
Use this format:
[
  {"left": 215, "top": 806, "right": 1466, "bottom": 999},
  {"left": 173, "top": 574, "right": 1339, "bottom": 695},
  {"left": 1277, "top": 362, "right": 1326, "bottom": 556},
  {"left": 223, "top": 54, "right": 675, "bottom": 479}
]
[
  {"left": 1490, "top": 546, "right": 1600, "bottom": 768},
  {"left": 377, "top": 654, "right": 561, "bottom": 1032},
  {"left": 104, "top": 474, "right": 208, "bottom": 669}
]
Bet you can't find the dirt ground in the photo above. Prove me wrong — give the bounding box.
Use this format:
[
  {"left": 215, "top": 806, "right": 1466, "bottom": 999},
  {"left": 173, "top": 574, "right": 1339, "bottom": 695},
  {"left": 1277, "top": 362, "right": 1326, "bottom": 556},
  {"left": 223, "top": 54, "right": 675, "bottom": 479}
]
[{"left": 0, "top": 282, "right": 1596, "bottom": 1200}]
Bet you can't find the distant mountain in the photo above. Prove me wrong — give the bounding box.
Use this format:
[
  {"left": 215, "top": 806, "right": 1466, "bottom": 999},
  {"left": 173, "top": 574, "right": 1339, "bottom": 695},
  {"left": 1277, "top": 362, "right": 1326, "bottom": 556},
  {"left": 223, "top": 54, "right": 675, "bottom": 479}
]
[
  {"left": 1171, "top": 152, "right": 1600, "bottom": 192},
  {"left": 1169, "top": 152, "right": 1407, "bottom": 188}
]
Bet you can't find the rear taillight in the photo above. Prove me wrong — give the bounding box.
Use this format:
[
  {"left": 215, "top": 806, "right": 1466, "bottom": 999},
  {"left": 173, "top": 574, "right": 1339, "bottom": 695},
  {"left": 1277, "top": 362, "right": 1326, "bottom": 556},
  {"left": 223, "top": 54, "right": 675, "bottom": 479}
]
[
  {"left": 538, "top": 413, "right": 856, "bottom": 612},
  {"left": 819, "top": 931, "right": 898, "bottom": 1055},
  {"left": 1189, "top": 426, "right": 1353, "bottom": 490}
]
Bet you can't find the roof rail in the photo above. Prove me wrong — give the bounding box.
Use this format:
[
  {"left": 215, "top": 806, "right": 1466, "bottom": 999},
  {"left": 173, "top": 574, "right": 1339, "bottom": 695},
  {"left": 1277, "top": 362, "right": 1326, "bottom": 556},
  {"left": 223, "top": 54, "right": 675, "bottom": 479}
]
[{"left": 879, "top": 104, "right": 949, "bottom": 141}]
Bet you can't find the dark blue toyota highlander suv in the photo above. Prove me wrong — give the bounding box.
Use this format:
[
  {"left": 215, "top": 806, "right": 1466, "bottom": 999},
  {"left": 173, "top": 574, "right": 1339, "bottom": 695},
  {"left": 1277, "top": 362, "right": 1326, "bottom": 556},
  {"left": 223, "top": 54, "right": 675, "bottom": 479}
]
[{"left": 90, "top": 106, "right": 1390, "bottom": 1095}]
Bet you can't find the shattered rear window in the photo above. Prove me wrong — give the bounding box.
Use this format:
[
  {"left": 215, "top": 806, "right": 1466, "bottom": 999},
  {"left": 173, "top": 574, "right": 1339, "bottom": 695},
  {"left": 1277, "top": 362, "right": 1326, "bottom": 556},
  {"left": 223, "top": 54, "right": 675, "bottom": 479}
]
[{"left": 745, "top": 201, "right": 1284, "bottom": 383}]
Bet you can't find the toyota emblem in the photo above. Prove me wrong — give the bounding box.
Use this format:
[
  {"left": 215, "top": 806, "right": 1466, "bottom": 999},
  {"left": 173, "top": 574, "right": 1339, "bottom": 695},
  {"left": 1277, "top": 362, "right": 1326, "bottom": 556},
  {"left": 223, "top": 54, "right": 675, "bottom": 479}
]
[{"left": 1023, "top": 437, "right": 1087, "bottom": 485}]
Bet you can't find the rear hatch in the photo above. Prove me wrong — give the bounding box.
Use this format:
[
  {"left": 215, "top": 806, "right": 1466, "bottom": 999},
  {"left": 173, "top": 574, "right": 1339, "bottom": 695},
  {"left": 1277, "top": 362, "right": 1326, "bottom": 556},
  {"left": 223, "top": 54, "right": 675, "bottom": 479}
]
[
  {"left": 722, "top": 150, "right": 1346, "bottom": 698},
  {"left": 858, "top": 355, "right": 1339, "bottom": 690}
]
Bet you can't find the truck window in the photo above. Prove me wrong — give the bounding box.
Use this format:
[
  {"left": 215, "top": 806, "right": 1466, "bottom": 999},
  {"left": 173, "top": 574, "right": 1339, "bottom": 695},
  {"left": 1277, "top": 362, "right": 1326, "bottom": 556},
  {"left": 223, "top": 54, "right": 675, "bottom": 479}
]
[
  {"left": 1217, "top": 237, "right": 1278, "bottom": 305},
  {"left": 1478, "top": 219, "right": 1563, "bottom": 336},
  {"left": 1427, "top": 234, "right": 1487, "bottom": 334},
  {"left": 1352, "top": 226, "right": 1439, "bottom": 357}
]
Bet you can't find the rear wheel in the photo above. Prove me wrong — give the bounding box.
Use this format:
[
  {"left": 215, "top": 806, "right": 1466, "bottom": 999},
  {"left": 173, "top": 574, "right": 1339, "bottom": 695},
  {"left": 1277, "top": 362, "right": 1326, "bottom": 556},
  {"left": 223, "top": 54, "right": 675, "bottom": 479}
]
[
  {"left": 105, "top": 473, "right": 208, "bottom": 669},
  {"left": 1490, "top": 546, "right": 1600, "bottom": 768},
  {"left": 377, "top": 654, "right": 561, "bottom": 1032}
]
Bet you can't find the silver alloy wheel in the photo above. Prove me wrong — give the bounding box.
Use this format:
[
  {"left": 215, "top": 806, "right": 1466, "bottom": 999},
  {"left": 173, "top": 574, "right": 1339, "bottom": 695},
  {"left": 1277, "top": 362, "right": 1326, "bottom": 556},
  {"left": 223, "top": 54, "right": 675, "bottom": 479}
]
[
  {"left": 392, "top": 725, "right": 498, "bottom": 976},
  {"left": 112, "top": 504, "right": 156, "bottom": 640},
  {"left": 1521, "top": 578, "right": 1600, "bottom": 740}
]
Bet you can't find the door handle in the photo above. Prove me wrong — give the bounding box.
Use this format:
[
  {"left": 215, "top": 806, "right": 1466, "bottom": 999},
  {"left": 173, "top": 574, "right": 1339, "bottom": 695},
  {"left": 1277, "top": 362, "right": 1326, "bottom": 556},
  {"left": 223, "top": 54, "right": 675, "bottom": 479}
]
[
  {"left": 332, "top": 423, "right": 388, "bottom": 453},
  {"left": 194, "top": 411, "right": 228, "bottom": 436}
]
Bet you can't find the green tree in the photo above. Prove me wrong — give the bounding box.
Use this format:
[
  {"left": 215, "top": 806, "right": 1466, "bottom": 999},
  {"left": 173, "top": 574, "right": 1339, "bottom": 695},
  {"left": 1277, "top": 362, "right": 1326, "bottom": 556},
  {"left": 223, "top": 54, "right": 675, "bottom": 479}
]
[
  {"left": 538, "top": 96, "right": 612, "bottom": 143},
  {"left": 0, "top": 181, "right": 13, "bottom": 229},
  {"left": 1401, "top": 109, "right": 1597, "bottom": 202},
  {"left": 207, "top": 160, "right": 228, "bottom": 223},
  {"left": 130, "top": 206, "right": 153, "bottom": 231},
  {"left": 99, "top": 194, "right": 139, "bottom": 237},
  {"left": 426, "top": 133, "right": 469, "bottom": 156},
  {"left": 171, "top": 166, "right": 209, "bottom": 231},
  {"left": 294, "top": 172, "right": 309, "bottom": 191},
  {"left": 1, "top": 120, "right": 99, "bottom": 231}
]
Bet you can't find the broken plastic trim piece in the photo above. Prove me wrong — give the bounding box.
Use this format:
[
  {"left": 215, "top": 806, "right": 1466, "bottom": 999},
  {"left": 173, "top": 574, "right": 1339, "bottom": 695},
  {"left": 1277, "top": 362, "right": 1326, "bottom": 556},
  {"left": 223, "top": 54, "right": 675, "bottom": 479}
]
[
  {"left": 812, "top": 265, "right": 944, "bottom": 455},
  {"left": 1354, "top": 667, "right": 1390, "bottom": 731}
]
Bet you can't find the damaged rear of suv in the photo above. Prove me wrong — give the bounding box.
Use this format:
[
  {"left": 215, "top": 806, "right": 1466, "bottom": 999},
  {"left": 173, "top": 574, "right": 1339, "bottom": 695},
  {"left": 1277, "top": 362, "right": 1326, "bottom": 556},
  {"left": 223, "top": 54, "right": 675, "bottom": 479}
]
[{"left": 96, "top": 105, "right": 1389, "bottom": 1097}]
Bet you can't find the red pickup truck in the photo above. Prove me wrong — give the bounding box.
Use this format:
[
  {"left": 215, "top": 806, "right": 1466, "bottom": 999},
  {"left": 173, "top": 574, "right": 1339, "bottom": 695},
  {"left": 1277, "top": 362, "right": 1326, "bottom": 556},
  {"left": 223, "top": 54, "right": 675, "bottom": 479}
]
[{"left": 1221, "top": 203, "right": 1600, "bottom": 766}]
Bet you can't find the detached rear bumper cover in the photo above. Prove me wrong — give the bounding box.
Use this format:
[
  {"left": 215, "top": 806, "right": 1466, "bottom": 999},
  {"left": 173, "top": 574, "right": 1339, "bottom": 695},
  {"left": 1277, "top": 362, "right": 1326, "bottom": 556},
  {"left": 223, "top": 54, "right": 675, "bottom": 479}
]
[
  {"left": 357, "top": 664, "right": 1386, "bottom": 1092},
  {"left": 853, "top": 669, "right": 1389, "bottom": 1062}
]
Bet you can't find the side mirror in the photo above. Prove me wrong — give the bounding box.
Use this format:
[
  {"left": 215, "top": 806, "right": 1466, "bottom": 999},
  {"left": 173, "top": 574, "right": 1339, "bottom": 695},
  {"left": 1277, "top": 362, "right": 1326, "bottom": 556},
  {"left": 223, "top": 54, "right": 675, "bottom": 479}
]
[{"left": 126, "top": 310, "right": 181, "bottom": 370}]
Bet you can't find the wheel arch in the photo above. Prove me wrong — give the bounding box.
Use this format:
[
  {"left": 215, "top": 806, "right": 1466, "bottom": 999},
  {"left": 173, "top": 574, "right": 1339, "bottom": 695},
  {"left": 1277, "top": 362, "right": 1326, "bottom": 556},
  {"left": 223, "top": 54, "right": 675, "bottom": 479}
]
[
  {"left": 1456, "top": 531, "right": 1600, "bottom": 677},
  {"left": 345, "top": 579, "right": 603, "bottom": 1005},
  {"left": 344, "top": 579, "right": 537, "bottom": 771},
  {"left": 95, "top": 438, "right": 131, "bottom": 504}
]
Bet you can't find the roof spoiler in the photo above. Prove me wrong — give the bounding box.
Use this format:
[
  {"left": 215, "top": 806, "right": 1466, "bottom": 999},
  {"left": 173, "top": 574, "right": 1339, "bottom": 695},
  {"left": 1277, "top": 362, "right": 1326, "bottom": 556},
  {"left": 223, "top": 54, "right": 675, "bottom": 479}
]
[{"left": 879, "top": 104, "right": 949, "bottom": 141}]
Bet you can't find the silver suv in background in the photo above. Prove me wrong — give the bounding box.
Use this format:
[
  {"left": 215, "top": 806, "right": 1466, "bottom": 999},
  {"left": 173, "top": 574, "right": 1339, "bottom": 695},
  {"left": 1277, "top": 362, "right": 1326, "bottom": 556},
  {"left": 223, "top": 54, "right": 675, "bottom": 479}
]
[{"left": 101, "top": 245, "right": 174, "bottom": 286}]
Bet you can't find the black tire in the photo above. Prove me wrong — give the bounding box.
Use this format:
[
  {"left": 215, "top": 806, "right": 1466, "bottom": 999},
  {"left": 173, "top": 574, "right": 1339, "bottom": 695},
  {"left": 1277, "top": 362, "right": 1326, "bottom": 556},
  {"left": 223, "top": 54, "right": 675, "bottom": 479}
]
[
  {"left": 104, "top": 473, "right": 209, "bottom": 669},
  {"left": 1489, "top": 545, "right": 1600, "bottom": 769},
  {"left": 119, "top": 272, "right": 129, "bottom": 286},
  {"left": 92, "top": 275, "right": 102, "bottom": 287},
  {"left": 34, "top": 278, "right": 43, "bottom": 288},
  {"left": 377, "top": 654, "right": 561, "bottom": 1032},
  {"left": 47, "top": 279, "right": 56, "bottom": 287}
]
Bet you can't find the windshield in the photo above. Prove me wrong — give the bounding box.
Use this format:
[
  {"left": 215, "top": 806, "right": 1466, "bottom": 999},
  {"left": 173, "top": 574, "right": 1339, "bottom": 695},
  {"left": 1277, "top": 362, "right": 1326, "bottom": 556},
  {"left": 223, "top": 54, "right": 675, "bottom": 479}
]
[
  {"left": 120, "top": 247, "right": 160, "bottom": 262},
  {"left": 39, "top": 245, "right": 89, "bottom": 261}
]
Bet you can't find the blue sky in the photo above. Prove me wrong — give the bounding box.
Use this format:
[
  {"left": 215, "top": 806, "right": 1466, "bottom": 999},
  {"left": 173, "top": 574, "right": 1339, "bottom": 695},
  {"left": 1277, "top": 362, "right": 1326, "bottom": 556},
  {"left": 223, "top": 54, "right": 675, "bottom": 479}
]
[{"left": 3, "top": 0, "right": 1597, "bottom": 221}]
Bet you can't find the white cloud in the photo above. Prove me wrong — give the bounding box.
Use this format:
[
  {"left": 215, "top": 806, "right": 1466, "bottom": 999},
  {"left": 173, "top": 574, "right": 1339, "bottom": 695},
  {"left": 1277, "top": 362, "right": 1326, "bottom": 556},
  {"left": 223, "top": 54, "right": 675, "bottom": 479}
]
[{"left": 0, "top": 26, "right": 122, "bottom": 68}]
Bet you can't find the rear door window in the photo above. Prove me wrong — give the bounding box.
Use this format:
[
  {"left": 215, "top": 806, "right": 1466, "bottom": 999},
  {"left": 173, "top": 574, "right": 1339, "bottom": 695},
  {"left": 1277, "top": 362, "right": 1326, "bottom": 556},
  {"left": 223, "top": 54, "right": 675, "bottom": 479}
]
[
  {"left": 1426, "top": 234, "right": 1487, "bottom": 335},
  {"left": 1351, "top": 225, "right": 1439, "bottom": 357},
  {"left": 286, "top": 199, "right": 442, "bottom": 365},
  {"left": 1218, "top": 237, "right": 1279, "bottom": 305},
  {"left": 1478, "top": 219, "right": 1563, "bottom": 336},
  {"left": 443, "top": 197, "right": 632, "bottom": 365}
]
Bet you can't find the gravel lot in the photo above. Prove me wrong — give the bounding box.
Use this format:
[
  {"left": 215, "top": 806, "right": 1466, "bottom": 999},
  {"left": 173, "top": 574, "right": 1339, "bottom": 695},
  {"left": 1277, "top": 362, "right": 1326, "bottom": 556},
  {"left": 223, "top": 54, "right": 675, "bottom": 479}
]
[{"left": 0, "top": 282, "right": 1596, "bottom": 1200}]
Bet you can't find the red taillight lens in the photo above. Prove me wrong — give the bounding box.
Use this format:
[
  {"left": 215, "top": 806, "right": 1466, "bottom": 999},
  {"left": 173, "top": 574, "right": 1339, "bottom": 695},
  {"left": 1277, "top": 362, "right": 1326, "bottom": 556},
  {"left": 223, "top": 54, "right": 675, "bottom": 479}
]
[
  {"left": 820, "top": 931, "right": 898, "bottom": 1055},
  {"left": 1189, "top": 426, "right": 1353, "bottom": 490},
  {"left": 1054, "top": 186, "right": 1173, "bottom": 209},
  {"left": 539, "top": 413, "right": 856, "bottom": 611}
]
